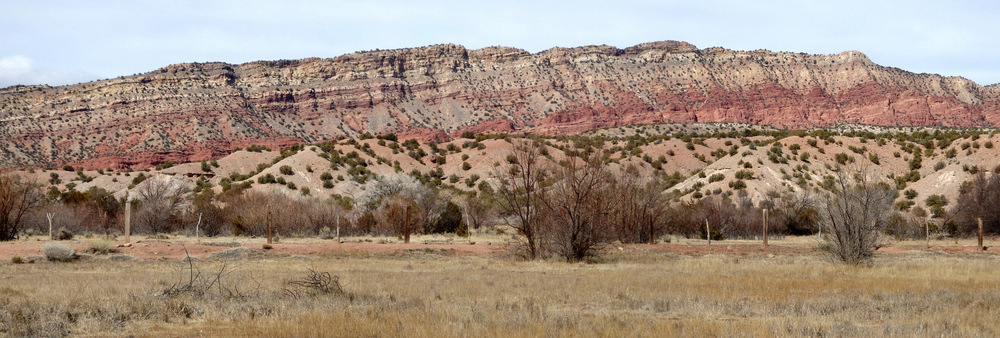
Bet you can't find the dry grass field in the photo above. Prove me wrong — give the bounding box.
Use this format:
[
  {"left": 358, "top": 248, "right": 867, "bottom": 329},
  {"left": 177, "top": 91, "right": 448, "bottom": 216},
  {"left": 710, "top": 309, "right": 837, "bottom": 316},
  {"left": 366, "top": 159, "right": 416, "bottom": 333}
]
[{"left": 2, "top": 236, "right": 1000, "bottom": 337}]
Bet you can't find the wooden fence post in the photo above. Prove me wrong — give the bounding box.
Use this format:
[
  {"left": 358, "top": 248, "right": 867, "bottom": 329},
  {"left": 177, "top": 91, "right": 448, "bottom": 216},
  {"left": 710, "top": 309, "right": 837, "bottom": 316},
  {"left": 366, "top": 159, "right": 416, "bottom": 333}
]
[
  {"left": 978, "top": 217, "right": 984, "bottom": 251},
  {"left": 925, "top": 221, "right": 930, "bottom": 249},
  {"left": 705, "top": 219, "right": 711, "bottom": 246},
  {"left": 266, "top": 211, "right": 273, "bottom": 244},
  {"left": 124, "top": 203, "right": 131, "bottom": 244},
  {"left": 404, "top": 205, "right": 411, "bottom": 244},
  {"left": 763, "top": 209, "right": 769, "bottom": 247}
]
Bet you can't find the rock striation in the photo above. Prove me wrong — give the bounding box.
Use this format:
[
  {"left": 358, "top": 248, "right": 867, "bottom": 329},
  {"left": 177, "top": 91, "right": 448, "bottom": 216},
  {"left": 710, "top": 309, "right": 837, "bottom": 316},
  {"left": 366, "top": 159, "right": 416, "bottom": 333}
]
[{"left": 1, "top": 41, "right": 997, "bottom": 168}]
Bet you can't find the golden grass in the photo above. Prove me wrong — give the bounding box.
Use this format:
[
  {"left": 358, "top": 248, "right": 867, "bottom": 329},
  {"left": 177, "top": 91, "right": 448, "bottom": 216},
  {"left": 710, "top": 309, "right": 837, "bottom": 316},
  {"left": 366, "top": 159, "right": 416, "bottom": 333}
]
[{"left": 2, "top": 248, "right": 999, "bottom": 337}]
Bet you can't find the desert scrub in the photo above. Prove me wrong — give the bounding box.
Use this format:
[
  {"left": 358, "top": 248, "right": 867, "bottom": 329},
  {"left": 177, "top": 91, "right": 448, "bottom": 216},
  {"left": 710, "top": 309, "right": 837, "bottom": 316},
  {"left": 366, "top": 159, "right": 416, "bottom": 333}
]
[
  {"left": 55, "top": 227, "right": 74, "bottom": 240},
  {"left": 42, "top": 243, "right": 76, "bottom": 262},
  {"left": 87, "top": 240, "right": 117, "bottom": 255},
  {"left": 319, "top": 226, "right": 335, "bottom": 240}
]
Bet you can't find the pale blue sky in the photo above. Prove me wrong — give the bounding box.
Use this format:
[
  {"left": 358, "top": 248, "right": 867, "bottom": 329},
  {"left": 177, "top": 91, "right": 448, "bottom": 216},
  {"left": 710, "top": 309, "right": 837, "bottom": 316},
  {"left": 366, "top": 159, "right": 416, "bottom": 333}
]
[{"left": 1, "top": 0, "right": 997, "bottom": 87}]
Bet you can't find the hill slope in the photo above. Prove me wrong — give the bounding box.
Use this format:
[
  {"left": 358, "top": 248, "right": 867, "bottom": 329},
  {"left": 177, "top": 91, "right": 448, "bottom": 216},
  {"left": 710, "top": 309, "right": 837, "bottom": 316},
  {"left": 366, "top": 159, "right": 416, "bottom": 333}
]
[{"left": 1, "top": 41, "right": 998, "bottom": 169}]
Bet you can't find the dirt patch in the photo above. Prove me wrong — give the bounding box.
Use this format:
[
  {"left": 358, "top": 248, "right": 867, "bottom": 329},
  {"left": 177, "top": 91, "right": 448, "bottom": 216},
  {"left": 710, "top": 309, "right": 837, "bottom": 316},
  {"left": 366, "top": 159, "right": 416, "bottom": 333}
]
[
  {"left": 1, "top": 236, "right": 997, "bottom": 262},
  {"left": 0, "top": 237, "right": 502, "bottom": 262}
]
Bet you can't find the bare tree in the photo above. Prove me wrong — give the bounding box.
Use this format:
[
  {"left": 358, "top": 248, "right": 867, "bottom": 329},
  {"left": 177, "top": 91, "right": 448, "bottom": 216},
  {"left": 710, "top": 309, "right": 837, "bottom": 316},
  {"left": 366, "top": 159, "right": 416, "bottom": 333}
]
[
  {"left": 540, "top": 150, "right": 615, "bottom": 261},
  {"left": 377, "top": 195, "right": 421, "bottom": 242},
  {"left": 767, "top": 188, "right": 820, "bottom": 236},
  {"left": 133, "top": 175, "right": 190, "bottom": 234},
  {"left": 952, "top": 171, "right": 1000, "bottom": 235},
  {"left": 461, "top": 194, "right": 495, "bottom": 230},
  {"left": 820, "top": 168, "right": 896, "bottom": 265},
  {"left": 613, "top": 166, "right": 670, "bottom": 244},
  {"left": 356, "top": 172, "right": 440, "bottom": 234},
  {"left": 190, "top": 190, "right": 228, "bottom": 237},
  {"left": 493, "top": 138, "right": 547, "bottom": 259},
  {"left": 88, "top": 187, "right": 121, "bottom": 237},
  {"left": 305, "top": 199, "right": 345, "bottom": 236},
  {"left": 0, "top": 173, "right": 43, "bottom": 241}
]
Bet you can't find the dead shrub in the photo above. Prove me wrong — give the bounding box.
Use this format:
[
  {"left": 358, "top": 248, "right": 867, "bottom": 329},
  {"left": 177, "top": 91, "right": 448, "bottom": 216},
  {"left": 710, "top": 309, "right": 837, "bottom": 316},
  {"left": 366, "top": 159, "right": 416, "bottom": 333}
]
[{"left": 284, "top": 269, "right": 344, "bottom": 298}]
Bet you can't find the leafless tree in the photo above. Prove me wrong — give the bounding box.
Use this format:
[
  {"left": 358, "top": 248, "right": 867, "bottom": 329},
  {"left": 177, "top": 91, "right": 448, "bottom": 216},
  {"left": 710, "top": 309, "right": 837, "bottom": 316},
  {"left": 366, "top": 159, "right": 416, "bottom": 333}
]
[
  {"left": 461, "top": 194, "right": 496, "bottom": 230},
  {"left": 766, "top": 188, "right": 820, "bottom": 236},
  {"left": 952, "top": 171, "right": 1000, "bottom": 235},
  {"left": 493, "top": 138, "right": 547, "bottom": 259},
  {"left": 727, "top": 194, "right": 763, "bottom": 239},
  {"left": 305, "top": 199, "right": 345, "bottom": 235},
  {"left": 0, "top": 173, "right": 43, "bottom": 241},
  {"left": 540, "top": 150, "right": 616, "bottom": 261},
  {"left": 226, "top": 190, "right": 306, "bottom": 237},
  {"left": 820, "top": 168, "right": 896, "bottom": 265},
  {"left": 89, "top": 187, "right": 121, "bottom": 237},
  {"left": 133, "top": 175, "right": 190, "bottom": 234},
  {"left": 356, "top": 172, "right": 440, "bottom": 234},
  {"left": 612, "top": 166, "right": 670, "bottom": 244},
  {"left": 377, "top": 194, "right": 421, "bottom": 242}
]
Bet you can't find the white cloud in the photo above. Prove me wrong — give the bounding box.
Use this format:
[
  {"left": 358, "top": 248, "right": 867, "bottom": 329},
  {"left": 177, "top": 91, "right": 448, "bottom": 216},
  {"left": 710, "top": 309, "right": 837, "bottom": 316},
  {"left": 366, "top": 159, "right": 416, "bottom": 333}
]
[{"left": 0, "top": 55, "right": 96, "bottom": 88}]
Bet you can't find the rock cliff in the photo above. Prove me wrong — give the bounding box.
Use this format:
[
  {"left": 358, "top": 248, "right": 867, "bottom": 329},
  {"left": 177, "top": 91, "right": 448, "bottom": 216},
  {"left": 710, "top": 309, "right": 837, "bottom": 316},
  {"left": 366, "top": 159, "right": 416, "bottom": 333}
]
[{"left": 1, "top": 41, "right": 997, "bottom": 168}]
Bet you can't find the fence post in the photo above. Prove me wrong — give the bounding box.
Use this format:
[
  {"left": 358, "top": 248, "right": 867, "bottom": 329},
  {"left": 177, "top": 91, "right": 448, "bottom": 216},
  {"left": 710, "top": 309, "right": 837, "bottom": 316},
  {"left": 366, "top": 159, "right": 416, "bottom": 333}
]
[
  {"left": 763, "top": 209, "right": 769, "bottom": 247},
  {"left": 925, "top": 221, "right": 930, "bottom": 249},
  {"left": 266, "top": 211, "right": 273, "bottom": 244},
  {"left": 124, "top": 203, "right": 131, "bottom": 244},
  {"left": 978, "top": 217, "right": 984, "bottom": 250},
  {"left": 705, "top": 219, "right": 711, "bottom": 246}
]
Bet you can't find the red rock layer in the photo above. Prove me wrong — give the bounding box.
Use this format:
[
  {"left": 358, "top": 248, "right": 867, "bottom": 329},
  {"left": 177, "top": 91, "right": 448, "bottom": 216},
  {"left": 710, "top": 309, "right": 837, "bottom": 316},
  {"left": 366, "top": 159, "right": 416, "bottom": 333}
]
[{"left": 0, "top": 41, "right": 996, "bottom": 168}]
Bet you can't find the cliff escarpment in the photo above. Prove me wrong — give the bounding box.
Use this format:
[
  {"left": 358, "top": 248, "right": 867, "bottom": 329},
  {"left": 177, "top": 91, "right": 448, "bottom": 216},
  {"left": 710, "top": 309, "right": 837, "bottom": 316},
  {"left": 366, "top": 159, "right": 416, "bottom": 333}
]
[{"left": 1, "top": 41, "right": 997, "bottom": 168}]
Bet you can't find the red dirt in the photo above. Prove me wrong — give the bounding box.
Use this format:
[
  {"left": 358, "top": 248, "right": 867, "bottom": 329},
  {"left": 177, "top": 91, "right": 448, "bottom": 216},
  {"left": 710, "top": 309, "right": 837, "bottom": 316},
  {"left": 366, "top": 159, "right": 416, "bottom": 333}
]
[
  {"left": 0, "top": 239, "right": 502, "bottom": 261},
  {"left": 3, "top": 238, "right": 996, "bottom": 262}
]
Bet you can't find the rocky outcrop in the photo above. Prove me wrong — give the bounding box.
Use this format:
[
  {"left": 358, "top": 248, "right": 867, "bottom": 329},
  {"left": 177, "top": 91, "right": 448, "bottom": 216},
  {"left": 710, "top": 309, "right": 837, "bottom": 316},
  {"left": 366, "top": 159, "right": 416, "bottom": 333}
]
[{"left": 1, "top": 41, "right": 997, "bottom": 168}]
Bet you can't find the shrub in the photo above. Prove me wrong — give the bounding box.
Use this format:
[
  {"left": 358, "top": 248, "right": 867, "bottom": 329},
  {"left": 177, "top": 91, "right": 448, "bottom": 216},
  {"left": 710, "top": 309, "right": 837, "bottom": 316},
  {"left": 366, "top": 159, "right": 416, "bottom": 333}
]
[
  {"left": 279, "top": 165, "right": 294, "bottom": 175},
  {"left": 55, "top": 227, "right": 74, "bottom": 240},
  {"left": 319, "top": 226, "right": 335, "bottom": 240},
  {"left": 43, "top": 243, "right": 76, "bottom": 262},
  {"left": 11, "top": 255, "right": 25, "bottom": 264},
  {"left": 431, "top": 201, "right": 463, "bottom": 234},
  {"left": 820, "top": 170, "right": 895, "bottom": 265},
  {"left": 87, "top": 240, "right": 116, "bottom": 255},
  {"left": 734, "top": 170, "right": 754, "bottom": 180},
  {"left": 708, "top": 173, "right": 725, "bottom": 183},
  {"left": 262, "top": 244, "right": 273, "bottom": 250},
  {"left": 834, "top": 153, "right": 851, "bottom": 165}
]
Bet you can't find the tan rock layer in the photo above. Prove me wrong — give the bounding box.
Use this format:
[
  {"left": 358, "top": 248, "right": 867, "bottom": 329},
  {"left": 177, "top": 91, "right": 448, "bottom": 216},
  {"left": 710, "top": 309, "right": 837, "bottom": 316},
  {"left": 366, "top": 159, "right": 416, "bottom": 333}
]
[{"left": 1, "top": 41, "right": 996, "bottom": 169}]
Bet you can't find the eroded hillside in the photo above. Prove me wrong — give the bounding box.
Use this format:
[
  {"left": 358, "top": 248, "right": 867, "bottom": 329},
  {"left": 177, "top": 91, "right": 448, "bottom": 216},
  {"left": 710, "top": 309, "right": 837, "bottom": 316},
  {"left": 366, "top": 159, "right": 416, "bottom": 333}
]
[{"left": 2, "top": 41, "right": 998, "bottom": 169}]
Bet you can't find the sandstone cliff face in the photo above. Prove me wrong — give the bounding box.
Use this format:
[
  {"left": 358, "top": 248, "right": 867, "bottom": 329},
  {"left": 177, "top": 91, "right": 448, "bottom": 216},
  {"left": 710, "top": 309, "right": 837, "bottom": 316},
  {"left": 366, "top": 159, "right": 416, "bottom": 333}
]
[{"left": 1, "top": 41, "right": 997, "bottom": 168}]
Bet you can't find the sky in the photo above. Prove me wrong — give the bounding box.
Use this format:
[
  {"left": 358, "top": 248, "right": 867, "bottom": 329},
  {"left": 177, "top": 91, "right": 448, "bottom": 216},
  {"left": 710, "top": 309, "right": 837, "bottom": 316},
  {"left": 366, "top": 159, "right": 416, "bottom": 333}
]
[{"left": 1, "top": 0, "right": 998, "bottom": 88}]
